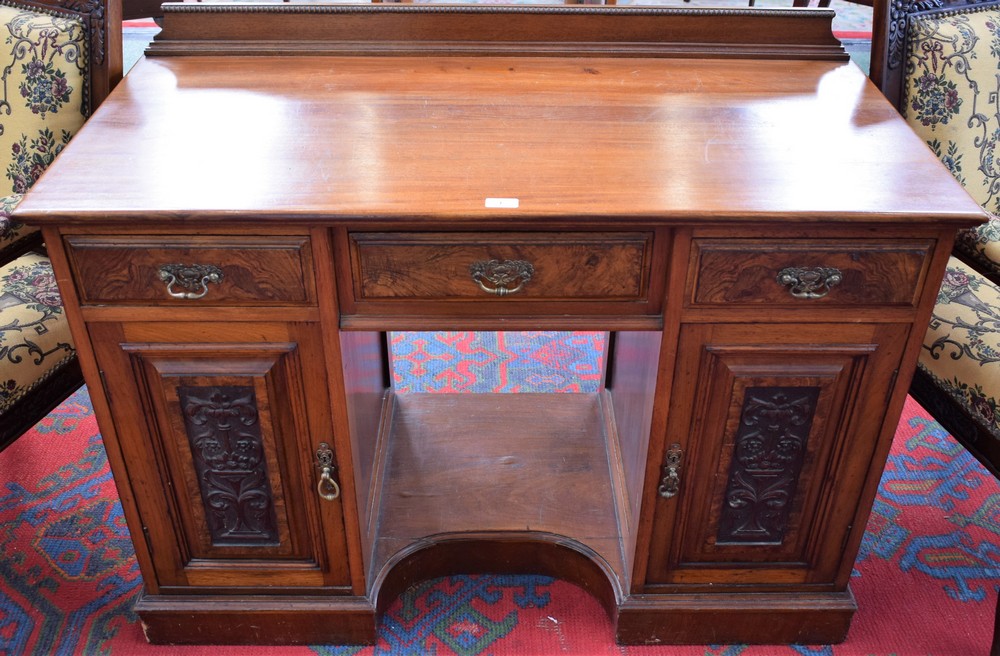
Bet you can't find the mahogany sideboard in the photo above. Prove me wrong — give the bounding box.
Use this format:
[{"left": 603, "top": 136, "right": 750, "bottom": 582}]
[{"left": 14, "top": 3, "right": 988, "bottom": 646}]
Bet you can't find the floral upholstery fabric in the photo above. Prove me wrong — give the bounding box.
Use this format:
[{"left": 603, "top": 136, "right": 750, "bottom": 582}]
[
  {"left": 904, "top": 8, "right": 1000, "bottom": 277},
  {"left": 0, "top": 251, "right": 73, "bottom": 414},
  {"left": 0, "top": 1, "right": 90, "bottom": 423},
  {"left": 920, "top": 257, "right": 1000, "bottom": 434},
  {"left": 0, "top": 193, "right": 34, "bottom": 258},
  {"left": 954, "top": 214, "right": 1000, "bottom": 281},
  {"left": 905, "top": 7, "right": 1000, "bottom": 443},
  {"left": 0, "top": 2, "right": 87, "bottom": 257}
]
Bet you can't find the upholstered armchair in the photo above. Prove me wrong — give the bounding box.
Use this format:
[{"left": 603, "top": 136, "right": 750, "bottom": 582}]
[
  {"left": 871, "top": 0, "right": 1000, "bottom": 652},
  {"left": 0, "top": 0, "right": 121, "bottom": 449},
  {"left": 872, "top": 0, "right": 1000, "bottom": 475}
]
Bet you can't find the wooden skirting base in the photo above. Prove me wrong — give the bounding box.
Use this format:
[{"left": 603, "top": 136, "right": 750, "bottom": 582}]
[
  {"left": 136, "top": 571, "right": 857, "bottom": 645},
  {"left": 134, "top": 591, "right": 378, "bottom": 645},
  {"left": 616, "top": 589, "right": 857, "bottom": 645}
]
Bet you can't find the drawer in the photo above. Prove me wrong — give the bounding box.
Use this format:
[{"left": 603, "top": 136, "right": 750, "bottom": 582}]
[
  {"left": 688, "top": 239, "right": 934, "bottom": 307},
  {"left": 65, "top": 235, "right": 315, "bottom": 306},
  {"left": 349, "top": 232, "right": 654, "bottom": 307}
]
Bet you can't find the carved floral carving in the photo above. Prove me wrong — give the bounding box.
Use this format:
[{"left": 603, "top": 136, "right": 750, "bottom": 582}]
[
  {"left": 717, "top": 386, "right": 819, "bottom": 544},
  {"left": 179, "top": 385, "right": 279, "bottom": 546}
]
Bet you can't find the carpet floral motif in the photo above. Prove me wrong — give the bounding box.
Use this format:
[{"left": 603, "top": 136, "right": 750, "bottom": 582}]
[
  {"left": 859, "top": 407, "right": 1000, "bottom": 607},
  {"left": 0, "top": 388, "right": 141, "bottom": 656}
]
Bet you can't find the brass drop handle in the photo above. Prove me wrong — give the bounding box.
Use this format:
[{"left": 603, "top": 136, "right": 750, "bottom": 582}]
[
  {"left": 657, "top": 443, "right": 683, "bottom": 499},
  {"left": 315, "top": 442, "right": 340, "bottom": 501},
  {"left": 469, "top": 259, "right": 534, "bottom": 297},
  {"left": 776, "top": 266, "right": 842, "bottom": 299},
  {"left": 158, "top": 264, "right": 224, "bottom": 300}
]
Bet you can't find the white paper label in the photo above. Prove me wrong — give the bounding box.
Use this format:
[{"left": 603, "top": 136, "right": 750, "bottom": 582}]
[{"left": 485, "top": 197, "right": 519, "bottom": 209}]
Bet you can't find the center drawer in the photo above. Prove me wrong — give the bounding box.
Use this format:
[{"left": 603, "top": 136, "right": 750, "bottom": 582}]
[{"left": 346, "top": 231, "right": 659, "bottom": 316}]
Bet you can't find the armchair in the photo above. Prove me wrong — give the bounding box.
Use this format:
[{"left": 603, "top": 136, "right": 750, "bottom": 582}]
[
  {"left": 871, "top": 0, "right": 1000, "bottom": 652},
  {"left": 872, "top": 0, "right": 1000, "bottom": 477},
  {"left": 0, "top": 0, "right": 121, "bottom": 449}
]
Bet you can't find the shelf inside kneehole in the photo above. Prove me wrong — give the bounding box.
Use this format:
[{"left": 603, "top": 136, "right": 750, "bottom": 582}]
[{"left": 367, "top": 390, "right": 628, "bottom": 591}]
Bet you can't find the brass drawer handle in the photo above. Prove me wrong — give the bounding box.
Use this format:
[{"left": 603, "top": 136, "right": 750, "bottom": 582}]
[
  {"left": 776, "top": 266, "right": 842, "bottom": 299},
  {"left": 158, "top": 264, "right": 224, "bottom": 300},
  {"left": 469, "top": 259, "right": 534, "bottom": 297},
  {"left": 316, "top": 442, "right": 340, "bottom": 501}
]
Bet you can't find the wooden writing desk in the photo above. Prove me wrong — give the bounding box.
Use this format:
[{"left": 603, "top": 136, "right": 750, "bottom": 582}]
[{"left": 15, "top": 3, "right": 987, "bottom": 645}]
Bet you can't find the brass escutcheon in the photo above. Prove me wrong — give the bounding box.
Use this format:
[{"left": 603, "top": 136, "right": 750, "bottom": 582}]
[
  {"left": 657, "top": 443, "right": 683, "bottom": 499},
  {"left": 315, "top": 442, "right": 340, "bottom": 501}
]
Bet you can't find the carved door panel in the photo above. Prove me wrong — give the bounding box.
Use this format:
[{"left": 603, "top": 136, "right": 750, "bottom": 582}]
[
  {"left": 90, "top": 321, "right": 351, "bottom": 593},
  {"left": 644, "top": 322, "right": 909, "bottom": 588}
]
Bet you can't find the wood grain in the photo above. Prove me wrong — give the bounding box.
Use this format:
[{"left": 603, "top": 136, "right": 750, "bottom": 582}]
[
  {"left": 369, "top": 392, "right": 626, "bottom": 586},
  {"left": 16, "top": 57, "right": 984, "bottom": 227},
  {"left": 147, "top": 4, "right": 848, "bottom": 60},
  {"left": 688, "top": 238, "right": 934, "bottom": 307},
  {"left": 65, "top": 235, "right": 316, "bottom": 305},
  {"left": 644, "top": 322, "right": 909, "bottom": 589},
  {"left": 352, "top": 232, "right": 650, "bottom": 299},
  {"left": 87, "top": 321, "right": 352, "bottom": 593},
  {"left": 20, "top": 4, "right": 990, "bottom": 645}
]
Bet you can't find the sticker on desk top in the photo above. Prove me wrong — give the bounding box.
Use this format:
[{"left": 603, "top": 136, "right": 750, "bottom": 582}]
[{"left": 485, "top": 197, "right": 519, "bottom": 209}]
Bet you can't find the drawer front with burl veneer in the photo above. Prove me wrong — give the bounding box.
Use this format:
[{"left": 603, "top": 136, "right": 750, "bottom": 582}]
[
  {"left": 64, "top": 235, "right": 316, "bottom": 306},
  {"left": 687, "top": 239, "right": 935, "bottom": 308},
  {"left": 347, "top": 231, "right": 660, "bottom": 316}
]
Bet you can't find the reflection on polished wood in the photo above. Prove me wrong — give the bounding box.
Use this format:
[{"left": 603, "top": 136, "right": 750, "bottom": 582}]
[{"left": 30, "top": 58, "right": 961, "bottom": 221}]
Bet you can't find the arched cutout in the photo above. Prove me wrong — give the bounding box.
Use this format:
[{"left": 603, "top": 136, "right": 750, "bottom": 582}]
[{"left": 371, "top": 531, "right": 623, "bottom": 622}]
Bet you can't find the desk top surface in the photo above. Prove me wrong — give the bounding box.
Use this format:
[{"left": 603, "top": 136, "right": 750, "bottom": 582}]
[{"left": 17, "top": 54, "right": 985, "bottom": 226}]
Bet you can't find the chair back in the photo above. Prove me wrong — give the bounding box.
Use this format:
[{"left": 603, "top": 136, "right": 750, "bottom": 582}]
[
  {"left": 871, "top": 0, "right": 1000, "bottom": 278},
  {"left": 0, "top": 0, "right": 121, "bottom": 198},
  {"left": 0, "top": 0, "right": 119, "bottom": 448}
]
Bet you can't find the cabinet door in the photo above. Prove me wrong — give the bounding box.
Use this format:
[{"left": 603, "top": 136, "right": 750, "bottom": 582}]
[
  {"left": 644, "top": 322, "right": 908, "bottom": 588},
  {"left": 90, "top": 321, "right": 351, "bottom": 593}
]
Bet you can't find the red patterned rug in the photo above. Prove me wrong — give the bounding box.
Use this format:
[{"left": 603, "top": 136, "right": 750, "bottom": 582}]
[{"left": 1, "top": 331, "right": 997, "bottom": 655}]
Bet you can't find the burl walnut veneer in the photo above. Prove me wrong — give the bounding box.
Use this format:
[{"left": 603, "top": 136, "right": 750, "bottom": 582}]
[{"left": 13, "top": 3, "right": 988, "bottom": 646}]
